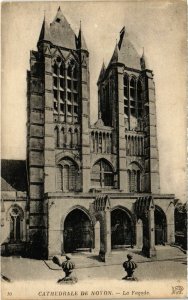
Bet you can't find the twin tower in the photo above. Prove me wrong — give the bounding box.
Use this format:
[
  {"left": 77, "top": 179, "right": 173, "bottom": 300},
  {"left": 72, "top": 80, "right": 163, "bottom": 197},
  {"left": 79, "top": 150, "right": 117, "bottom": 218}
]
[{"left": 26, "top": 8, "right": 164, "bottom": 257}]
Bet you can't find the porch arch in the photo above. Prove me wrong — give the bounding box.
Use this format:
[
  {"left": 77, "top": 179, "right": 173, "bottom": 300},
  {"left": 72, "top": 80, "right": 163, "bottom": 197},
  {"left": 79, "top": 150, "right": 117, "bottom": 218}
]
[
  {"left": 155, "top": 205, "right": 167, "bottom": 245},
  {"left": 111, "top": 206, "right": 135, "bottom": 249},
  {"left": 61, "top": 206, "right": 94, "bottom": 253}
]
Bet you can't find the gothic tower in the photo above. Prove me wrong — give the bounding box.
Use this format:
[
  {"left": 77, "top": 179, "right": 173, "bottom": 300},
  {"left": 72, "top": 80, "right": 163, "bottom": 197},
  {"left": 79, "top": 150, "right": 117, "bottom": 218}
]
[
  {"left": 97, "top": 27, "right": 160, "bottom": 194},
  {"left": 27, "top": 8, "right": 90, "bottom": 256}
]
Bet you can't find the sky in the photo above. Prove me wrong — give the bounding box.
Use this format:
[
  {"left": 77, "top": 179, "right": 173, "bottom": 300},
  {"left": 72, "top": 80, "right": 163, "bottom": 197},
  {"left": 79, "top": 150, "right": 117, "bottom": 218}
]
[{"left": 1, "top": 1, "right": 187, "bottom": 202}]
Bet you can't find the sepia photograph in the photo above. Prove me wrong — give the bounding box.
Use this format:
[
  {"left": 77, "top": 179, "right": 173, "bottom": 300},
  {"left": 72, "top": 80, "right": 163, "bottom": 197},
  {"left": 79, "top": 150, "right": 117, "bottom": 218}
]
[{"left": 1, "top": 1, "right": 187, "bottom": 299}]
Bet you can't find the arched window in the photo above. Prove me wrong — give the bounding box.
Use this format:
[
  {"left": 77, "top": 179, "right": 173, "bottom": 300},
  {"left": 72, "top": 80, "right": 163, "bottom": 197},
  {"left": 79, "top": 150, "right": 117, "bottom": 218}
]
[
  {"left": 127, "top": 162, "right": 142, "bottom": 192},
  {"left": 123, "top": 74, "right": 129, "bottom": 99},
  {"left": 130, "top": 77, "right": 136, "bottom": 100},
  {"left": 124, "top": 74, "right": 129, "bottom": 118},
  {"left": 73, "top": 65, "right": 78, "bottom": 80},
  {"left": 56, "top": 158, "right": 78, "bottom": 192},
  {"left": 103, "top": 132, "right": 106, "bottom": 153},
  {"left": 91, "top": 159, "right": 114, "bottom": 188},
  {"left": 54, "top": 127, "right": 59, "bottom": 147},
  {"left": 9, "top": 205, "right": 24, "bottom": 243},
  {"left": 67, "top": 64, "right": 72, "bottom": 78},
  {"left": 123, "top": 74, "right": 144, "bottom": 130},
  {"left": 52, "top": 58, "right": 79, "bottom": 125},
  {"left": 53, "top": 63, "right": 58, "bottom": 75},
  {"left": 137, "top": 80, "right": 142, "bottom": 101},
  {"left": 66, "top": 62, "right": 79, "bottom": 123},
  {"left": 53, "top": 60, "right": 66, "bottom": 122},
  {"left": 60, "top": 63, "right": 65, "bottom": 77},
  {"left": 67, "top": 129, "right": 72, "bottom": 147},
  {"left": 73, "top": 128, "right": 79, "bottom": 147},
  {"left": 60, "top": 127, "right": 65, "bottom": 147},
  {"left": 99, "top": 132, "right": 102, "bottom": 153},
  {"left": 95, "top": 132, "right": 98, "bottom": 153},
  {"left": 56, "top": 165, "right": 62, "bottom": 191},
  {"left": 126, "top": 135, "right": 131, "bottom": 156},
  {"left": 137, "top": 80, "right": 143, "bottom": 117},
  {"left": 137, "top": 170, "right": 141, "bottom": 192},
  {"left": 127, "top": 170, "right": 131, "bottom": 192},
  {"left": 91, "top": 132, "right": 94, "bottom": 152},
  {"left": 131, "top": 170, "right": 136, "bottom": 192},
  {"left": 130, "top": 77, "right": 136, "bottom": 118}
]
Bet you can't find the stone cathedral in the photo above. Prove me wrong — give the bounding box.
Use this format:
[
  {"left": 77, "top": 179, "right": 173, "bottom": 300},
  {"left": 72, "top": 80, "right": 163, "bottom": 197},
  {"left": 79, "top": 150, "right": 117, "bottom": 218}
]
[{"left": 1, "top": 8, "right": 176, "bottom": 259}]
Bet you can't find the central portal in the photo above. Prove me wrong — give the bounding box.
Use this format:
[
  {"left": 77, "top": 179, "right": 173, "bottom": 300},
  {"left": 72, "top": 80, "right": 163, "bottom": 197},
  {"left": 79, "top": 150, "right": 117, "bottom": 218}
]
[
  {"left": 64, "top": 209, "right": 93, "bottom": 253},
  {"left": 111, "top": 208, "right": 133, "bottom": 249}
]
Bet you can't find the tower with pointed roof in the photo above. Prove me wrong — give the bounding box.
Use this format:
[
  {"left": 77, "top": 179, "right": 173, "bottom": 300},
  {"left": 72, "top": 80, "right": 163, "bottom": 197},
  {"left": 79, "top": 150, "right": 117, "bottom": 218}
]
[
  {"left": 97, "top": 27, "right": 160, "bottom": 194},
  {"left": 27, "top": 7, "right": 90, "bottom": 256}
]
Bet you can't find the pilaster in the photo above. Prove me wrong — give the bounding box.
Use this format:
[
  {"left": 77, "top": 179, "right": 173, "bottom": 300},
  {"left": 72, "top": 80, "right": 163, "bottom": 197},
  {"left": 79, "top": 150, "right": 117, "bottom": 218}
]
[
  {"left": 117, "top": 66, "right": 126, "bottom": 191},
  {"left": 80, "top": 50, "right": 91, "bottom": 192},
  {"left": 43, "top": 53, "right": 56, "bottom": 194},
  {"left": 142, "top": 69, "right": 160, "bottom": 193}
]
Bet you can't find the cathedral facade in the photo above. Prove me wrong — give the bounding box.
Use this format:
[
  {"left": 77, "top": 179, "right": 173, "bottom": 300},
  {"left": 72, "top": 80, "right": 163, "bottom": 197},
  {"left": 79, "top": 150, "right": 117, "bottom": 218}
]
[{"left": 1, "top": 8, "right": 176, "bottom": 259}]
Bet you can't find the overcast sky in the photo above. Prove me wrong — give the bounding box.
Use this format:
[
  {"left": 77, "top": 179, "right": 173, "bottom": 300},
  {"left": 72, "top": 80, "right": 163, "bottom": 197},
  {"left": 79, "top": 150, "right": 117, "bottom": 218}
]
[{"left": 1, "top": 1, "right": 186, "bottom": 202}]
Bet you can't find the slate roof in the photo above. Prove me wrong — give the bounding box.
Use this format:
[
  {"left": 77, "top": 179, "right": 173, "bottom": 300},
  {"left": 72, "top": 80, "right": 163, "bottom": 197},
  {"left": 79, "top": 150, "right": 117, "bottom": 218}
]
[
  {"left": 78, "top": 26, "right": 88, "bottom": 51},
  {"left": 97, "top": 62, "right": 106, "bottom": 84},
  {"left": 109, "top": 27, "right": 141, "bottom": 70},
  {"left": 38, "top": 7, "right": 77, "bottom": 50},
  {"left": 1, "top": 177, "right": 15, "bottom": 191},
  {"left": 1, "top": 159, "right": 28, "bottom": 192}
]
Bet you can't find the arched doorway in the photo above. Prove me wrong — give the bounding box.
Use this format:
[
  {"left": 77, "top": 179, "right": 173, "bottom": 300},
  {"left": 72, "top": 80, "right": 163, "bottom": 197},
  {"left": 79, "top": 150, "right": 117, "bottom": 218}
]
[
  {"left": 155, "top": 206, "right": 167, "bottom": 245},
  {"left": 64, "top": 209, "right": 93, "bottom": 253},
  {"left": 111, "top": 208, "right": 134, "bottom": 249}
]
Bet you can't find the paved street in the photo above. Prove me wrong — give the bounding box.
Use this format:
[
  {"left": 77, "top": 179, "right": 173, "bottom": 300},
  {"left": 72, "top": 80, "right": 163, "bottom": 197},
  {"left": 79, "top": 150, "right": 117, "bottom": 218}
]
[{"left": 1, "top": 246, "right": 187, "bottom": 282}]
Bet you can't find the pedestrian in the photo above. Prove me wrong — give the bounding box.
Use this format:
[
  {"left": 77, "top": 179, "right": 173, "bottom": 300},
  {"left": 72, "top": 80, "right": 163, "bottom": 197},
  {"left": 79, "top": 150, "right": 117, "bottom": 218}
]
[{"left": 122, "top": 254, "right": 137, "bottom": 280}]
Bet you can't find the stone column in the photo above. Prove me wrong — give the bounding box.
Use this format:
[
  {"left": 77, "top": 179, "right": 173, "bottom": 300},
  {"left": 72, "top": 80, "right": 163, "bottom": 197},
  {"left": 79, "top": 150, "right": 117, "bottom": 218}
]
[
  {"left": 167, "top": 202, "right": 175, "bottom": 244},
  {"left": 136, "top": 218, "right": 143, "bottom": 249},
  {"left": 148, "top": 208, "right": 156, "bottom": 257},
  {"left": 104, "top": 209, "right": 111, "bottom": 255},
  {"left": 94, "top": 221, "right": 100, "bottom": 254}
]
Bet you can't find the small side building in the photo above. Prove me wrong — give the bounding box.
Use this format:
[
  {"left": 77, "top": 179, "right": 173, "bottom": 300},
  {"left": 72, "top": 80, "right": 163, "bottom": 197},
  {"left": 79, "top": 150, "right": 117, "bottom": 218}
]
[{"left": 1, "top": 159, "right": 27, "bottom": 256}]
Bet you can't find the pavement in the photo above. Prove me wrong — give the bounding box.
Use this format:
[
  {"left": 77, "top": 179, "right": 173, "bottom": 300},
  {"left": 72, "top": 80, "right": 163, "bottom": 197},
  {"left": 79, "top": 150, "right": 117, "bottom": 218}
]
[
  {"left": 45, "top": 245, "right": 186, "bottom": 270},
  {"left": 1, "top": 245, "right": 187, "bottom": 282}
]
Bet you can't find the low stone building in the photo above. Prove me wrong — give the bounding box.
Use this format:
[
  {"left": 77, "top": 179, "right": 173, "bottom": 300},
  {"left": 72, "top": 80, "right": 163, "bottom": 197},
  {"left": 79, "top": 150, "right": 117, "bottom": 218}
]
[
  {"left": 1, "top": 160, "right": 27, "bottom": 256},
  {"left": 1, "top": 8, "right": 176, "bottom": 259}
]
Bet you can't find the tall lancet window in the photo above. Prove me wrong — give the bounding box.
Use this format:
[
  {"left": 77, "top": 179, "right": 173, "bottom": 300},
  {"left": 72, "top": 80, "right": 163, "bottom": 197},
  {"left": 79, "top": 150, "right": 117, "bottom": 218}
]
[
  {"left": 56, "top": 158, "right": 78, "bottom": 192},
  {"left": 59, "top": 63, "right": 65, "bottom": 121},
  {"left": 137, "top": 80, "right": 143, "bottom": 117},
  {"left": 66, "top": 62, "right": 79, "bottom": 124},
  {"left": 91, "top": 159, "right": 114, "bottom": 188},
  {"left": 127, "top": 163, "right": 142, "bottom": 192},
  {"left": 130, "top": 77, "right": 136, "bottom": 117},
  {"left": 123, "top": 73, "right": 144, "bottom": 130},
  {"left": 52, "top": 58, "right": 79, "bottom": 125},
  {"left": 123, "top": 74, "right": 129, "bottom": 117},
  {"left": 53, "top": 60, "right": 65, "bottom": 122}
]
